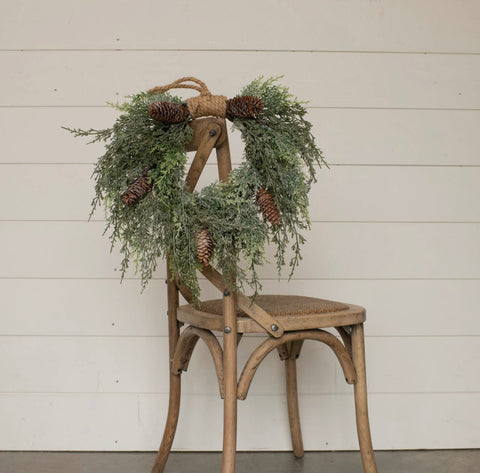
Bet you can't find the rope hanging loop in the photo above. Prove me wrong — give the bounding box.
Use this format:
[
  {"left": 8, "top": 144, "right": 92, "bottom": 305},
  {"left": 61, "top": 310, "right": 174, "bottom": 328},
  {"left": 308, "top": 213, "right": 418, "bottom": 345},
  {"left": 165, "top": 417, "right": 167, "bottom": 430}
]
[
  {"left": 148, "top": 76, "right": 265, "bottom": 123},
  {"left": 148, "top": 76, "right": 227, "bottom": 119}
]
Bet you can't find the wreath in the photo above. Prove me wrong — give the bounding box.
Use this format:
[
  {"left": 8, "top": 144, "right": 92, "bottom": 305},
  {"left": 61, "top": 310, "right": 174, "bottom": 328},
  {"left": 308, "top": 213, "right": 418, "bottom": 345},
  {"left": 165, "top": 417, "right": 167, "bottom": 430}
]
[{"left": 65, "top": 76, "right": 326, "bottom": 304}]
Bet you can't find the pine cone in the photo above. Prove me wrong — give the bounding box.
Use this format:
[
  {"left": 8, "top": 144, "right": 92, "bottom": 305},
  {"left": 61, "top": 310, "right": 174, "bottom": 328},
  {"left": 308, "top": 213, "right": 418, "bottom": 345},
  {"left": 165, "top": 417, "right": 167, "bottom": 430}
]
[
  {"left": 196, "top": 229, "right": 214, "bottom": 267},
  {"left": 122, "top": 174, "right": 153, "bottom": 205},
  {"left": 257, "top": 188, "right": 282, "bottom": 225},
  {"left": 226, "top": 96, "right": 264, "bottom": 120},
  {"left": 149, "top": 101, "right": 189, "bottom": 123}
]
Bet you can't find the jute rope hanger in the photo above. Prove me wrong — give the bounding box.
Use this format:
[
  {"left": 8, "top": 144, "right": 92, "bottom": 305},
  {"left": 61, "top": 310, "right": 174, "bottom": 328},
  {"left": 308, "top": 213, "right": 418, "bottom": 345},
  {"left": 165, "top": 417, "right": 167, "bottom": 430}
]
[
  {"left": 148, "top": 76, "right": 209, "bottom": 95},
  {"left": 148, "top": 76, "right": 227, "bottom": 119}
]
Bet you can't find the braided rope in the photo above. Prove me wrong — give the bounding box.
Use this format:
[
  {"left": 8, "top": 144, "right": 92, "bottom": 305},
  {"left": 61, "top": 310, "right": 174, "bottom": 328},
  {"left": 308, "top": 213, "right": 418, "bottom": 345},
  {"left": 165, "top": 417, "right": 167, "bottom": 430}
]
[
  {"left": 147, "top": 76, "right": 209, "bottom": 95},
  {"left": 187, "top": 93, "right": 227, "bottom": 119},
  {"left": 148, "top": 76, "right": 227, "bottom": 119}
]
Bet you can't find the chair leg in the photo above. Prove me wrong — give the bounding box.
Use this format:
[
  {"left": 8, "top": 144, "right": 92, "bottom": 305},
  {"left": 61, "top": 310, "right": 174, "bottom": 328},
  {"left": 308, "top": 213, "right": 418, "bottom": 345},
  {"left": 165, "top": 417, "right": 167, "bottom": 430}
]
[
  {"left": 285, "top": 353, "right": 304, "bottom": 458},
  {"left": 221, "top": 293, "right": 238, "bottom": 473},
  {"left": 351, "top": 323, "right": 378, "bottom": 473},
  {"left": 151, "top": 374, "right": 182, "bottom": 473}
]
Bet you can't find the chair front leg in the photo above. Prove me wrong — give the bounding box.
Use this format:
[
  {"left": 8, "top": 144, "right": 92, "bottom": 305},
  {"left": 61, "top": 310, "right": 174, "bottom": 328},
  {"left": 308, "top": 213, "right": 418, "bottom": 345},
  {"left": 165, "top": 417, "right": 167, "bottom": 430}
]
[
  {"left": 152, "top": 273, "right": 182, "bottom": 473},
  {"left": 222, "top": 292, "right": 238, "bottom": 473},
  {"left": 351, "top": 323, "right": 378, "bottom": 473}
]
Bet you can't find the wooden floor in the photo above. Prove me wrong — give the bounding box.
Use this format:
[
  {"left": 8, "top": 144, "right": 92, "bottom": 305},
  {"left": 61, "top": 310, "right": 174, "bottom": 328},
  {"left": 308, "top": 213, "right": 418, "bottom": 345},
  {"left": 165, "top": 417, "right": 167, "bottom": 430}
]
[{"left": 0, "top": 450, "right": 478, "bottom": 473}]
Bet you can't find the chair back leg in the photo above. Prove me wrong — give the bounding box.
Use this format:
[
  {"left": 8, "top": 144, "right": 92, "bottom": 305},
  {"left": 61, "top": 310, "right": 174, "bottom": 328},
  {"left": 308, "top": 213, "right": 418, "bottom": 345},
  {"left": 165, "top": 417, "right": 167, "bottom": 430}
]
[
  {"left": 151, "top": 272, "right": 182, "bottom": 473},
  {"left": 283, "top": 341, "right": 304, "bottom": 458},
  {"left": 151, "top": 375, "right": 181, "bottom": 473}
]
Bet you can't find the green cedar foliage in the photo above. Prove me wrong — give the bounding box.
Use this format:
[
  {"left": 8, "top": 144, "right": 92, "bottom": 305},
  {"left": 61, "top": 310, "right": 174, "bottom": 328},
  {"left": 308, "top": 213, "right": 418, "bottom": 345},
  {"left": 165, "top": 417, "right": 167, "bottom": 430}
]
[{"left": 64, "top": 77, "right": 326, "bottom": 304}]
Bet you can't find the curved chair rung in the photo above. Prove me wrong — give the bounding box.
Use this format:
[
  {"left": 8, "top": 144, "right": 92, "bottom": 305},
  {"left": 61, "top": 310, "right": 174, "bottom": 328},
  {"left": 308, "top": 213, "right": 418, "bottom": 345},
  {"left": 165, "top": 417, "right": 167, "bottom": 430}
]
[
  {"left": 237, "top": 329, "right": 356, "bottom": 400},
  {"left": 172, "top": 325, "right": 225, "bottom": 398}
]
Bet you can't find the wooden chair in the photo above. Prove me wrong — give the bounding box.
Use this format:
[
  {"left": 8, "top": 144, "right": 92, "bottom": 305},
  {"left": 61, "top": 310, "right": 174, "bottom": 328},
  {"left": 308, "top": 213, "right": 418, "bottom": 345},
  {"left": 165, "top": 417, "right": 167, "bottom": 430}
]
[{"left": 151, "top": 117, "right": 378, "bottom": 473}]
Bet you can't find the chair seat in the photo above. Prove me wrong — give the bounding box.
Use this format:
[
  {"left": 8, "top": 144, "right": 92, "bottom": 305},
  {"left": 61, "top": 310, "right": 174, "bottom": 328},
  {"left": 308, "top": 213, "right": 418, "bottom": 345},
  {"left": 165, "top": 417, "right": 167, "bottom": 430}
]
[{"left": 177, "top": 294, "right": 366, "bottom": 333}]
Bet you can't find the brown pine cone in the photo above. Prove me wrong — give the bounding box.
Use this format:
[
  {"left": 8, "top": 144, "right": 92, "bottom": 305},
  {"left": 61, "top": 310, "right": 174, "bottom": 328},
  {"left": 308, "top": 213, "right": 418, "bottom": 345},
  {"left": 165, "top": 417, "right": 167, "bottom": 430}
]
[
  {"left": 257, "top": 188, "right": 282, "bottom": 225},
  {"left": 196, "top": 229, "right": 214, "bottom": 267},
  {"left": 122, "top": 174, "right": 153, "bottom": 205},
  {"left": 149, "top": 101, "right": 189, "bottom": 123},
  {"left": 226, "top": 96, "right": 264, "bottom": 120}
]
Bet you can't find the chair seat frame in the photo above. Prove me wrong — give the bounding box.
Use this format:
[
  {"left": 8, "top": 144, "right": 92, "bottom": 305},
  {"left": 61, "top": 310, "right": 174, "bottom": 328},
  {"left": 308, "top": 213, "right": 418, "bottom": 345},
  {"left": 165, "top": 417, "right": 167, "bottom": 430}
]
[{"left": 151, "top": 117, "right": 378, "bottom": 473}]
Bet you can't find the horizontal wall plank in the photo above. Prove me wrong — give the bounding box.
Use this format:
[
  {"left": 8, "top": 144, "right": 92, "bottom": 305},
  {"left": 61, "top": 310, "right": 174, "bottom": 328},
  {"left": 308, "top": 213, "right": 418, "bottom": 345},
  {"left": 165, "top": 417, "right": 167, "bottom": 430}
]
[
  {"left": 0, "top": 221, "right": 123, "bottom": 279},
  {"left": 1, "top": 0, "right": 479, "bottom": 53},
  {"left": 310, "top": 166, "right": 480, "bottom": 221},
  {"left": 0, "top": 107, "right": 118, "bottom": 164},
  {"left": 288, "top": 223, "right": 480, "bottom": 280},
  {"left": 1, "top": 221, "right": 479, "bottom": 279},
  {"left": 318, "top": 108, "right": 480, "bottom": 166},
  {"left": 1, "top": 51, "right": 479, "bottom": 108},
  {"left": 0, "top": 336, "right": 478, "bottom": 395},
  {"left": 1, "top": 279, "right": 479, "bottom": 337},
  {"left": 0, "top": 392, "right": 478, "bottom": 450},
  {"left": 3, "top": 164, "right": 480, "bottom": 222},
  {"left": 3, "top": 108, "right": 480, "bottom": 166},
  {"left": 0, "top": 279, "right": 168, "bottom": 336}
]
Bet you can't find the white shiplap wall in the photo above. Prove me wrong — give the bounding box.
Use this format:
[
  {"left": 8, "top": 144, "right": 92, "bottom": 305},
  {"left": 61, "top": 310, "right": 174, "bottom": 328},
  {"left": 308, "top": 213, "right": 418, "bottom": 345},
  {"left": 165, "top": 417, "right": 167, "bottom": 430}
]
[{"left": 1, "top": 0, "right": 479, "bottom": 452}]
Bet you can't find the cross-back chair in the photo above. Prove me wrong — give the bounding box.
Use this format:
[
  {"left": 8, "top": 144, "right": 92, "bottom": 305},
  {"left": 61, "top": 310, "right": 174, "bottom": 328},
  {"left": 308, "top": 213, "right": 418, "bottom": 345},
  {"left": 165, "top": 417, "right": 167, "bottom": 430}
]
[{"left": 151, "top": 117, "right": 378, "bottom": 473}]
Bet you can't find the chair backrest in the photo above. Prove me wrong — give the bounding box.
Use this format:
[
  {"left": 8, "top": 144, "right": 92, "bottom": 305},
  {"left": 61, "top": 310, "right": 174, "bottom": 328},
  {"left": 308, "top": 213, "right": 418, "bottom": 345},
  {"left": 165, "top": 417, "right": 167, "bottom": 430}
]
[
  {"left": 168, "top": 116, "right": 285, "bottom": 339},
  {"left": 166, "top": 116, "right": 232, "bottom": 301}
]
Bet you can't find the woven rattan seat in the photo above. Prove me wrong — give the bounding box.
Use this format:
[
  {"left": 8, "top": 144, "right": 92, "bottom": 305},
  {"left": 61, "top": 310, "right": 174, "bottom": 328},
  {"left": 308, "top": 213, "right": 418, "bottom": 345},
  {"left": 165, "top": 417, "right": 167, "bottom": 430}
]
[
  {"left": 177, "top": 295, "right": 366, "bottom": 333},
  {"left": 198, "top": 295, "right": 349, "bottom": 316}
]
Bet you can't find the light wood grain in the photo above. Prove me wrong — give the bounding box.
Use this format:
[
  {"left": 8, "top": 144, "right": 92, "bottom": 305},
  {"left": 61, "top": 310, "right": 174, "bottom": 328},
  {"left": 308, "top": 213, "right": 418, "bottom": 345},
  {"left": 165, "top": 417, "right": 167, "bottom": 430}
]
[
  {"left": 237, "top": 330, "right": 357, "bottom": 400},
  {"left": 352, "top": 324, "right": 377, "bottom": 473},
  {"left": 171, "top": 326, "right": 224, "bottom": 398},
  {"left": 200, "top": 265, "right": 286, "bottom": 337},
  {"left": 221, "top": 290, "right": 238, "bottom": 473},
  {"left": 150, "top": 265, "right": 181, "bottom": 473},
  {"left": 284, "top": 341, "right": 305, "bottom": 457},
  {"left": 177, "top": 302, "right": 365, "bottom": 334}
]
